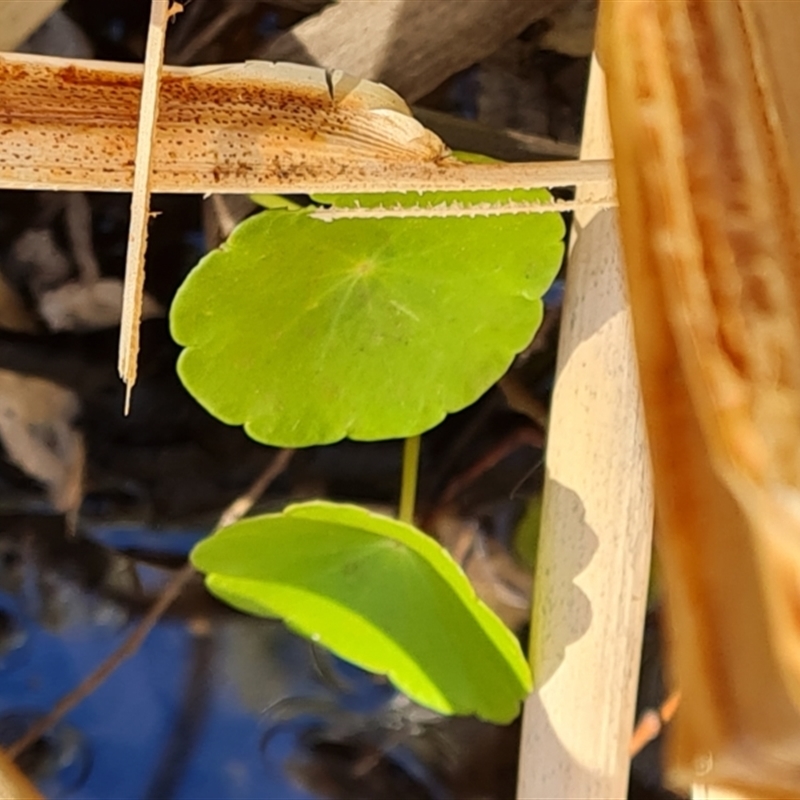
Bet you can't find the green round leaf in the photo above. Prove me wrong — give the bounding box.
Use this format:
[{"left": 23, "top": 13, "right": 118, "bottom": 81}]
[
  {"left": 250, "top": 194, "right": 304, "bottom": 210},
  {"left": 190, "top": 501, "right": 532, "bottom": 723},
  {"left": 171, "top": 199, "right": 564, "bottom": 447}
]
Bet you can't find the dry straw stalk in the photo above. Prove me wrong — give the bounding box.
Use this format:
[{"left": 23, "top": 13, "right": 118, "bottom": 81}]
[{"left": 602, "top": 1, "right": 800, "bottom": 796}]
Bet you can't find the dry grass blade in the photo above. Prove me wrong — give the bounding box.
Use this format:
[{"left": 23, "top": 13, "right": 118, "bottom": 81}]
[
  {"left": 601, "top": 0, "right": 800, "bottom": 795},
  {"left": 0, "top": 52, "right": 613, "bottom": 195},
  {"left": 118, "top": 0, "right": 174, "bottom": 408}
]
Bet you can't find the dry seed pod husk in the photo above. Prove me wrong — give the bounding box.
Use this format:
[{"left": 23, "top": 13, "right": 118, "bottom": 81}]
[{"left": 600, "top": 0, "right": 800, "bottom": 796}]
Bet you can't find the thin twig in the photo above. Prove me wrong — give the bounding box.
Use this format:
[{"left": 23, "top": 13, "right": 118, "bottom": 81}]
[
  {"left": 216, "top": 448, "right": 295, "bottom": 529},
  {"left": 629, "top": 690, "right": 682, "bottom": 757},
  {"left": 439, "top": 426, "right": 544, "bottom": 507},
  {"left": 118, "top": 0, "right": 176, "bottom": 412},
  {"left": 7, "top": 448, "right": 294, "bottom": 762}
]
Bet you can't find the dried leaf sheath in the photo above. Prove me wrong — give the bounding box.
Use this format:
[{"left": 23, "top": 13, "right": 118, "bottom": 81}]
[
  {"left": 0, "top": 53, "right": 613, "bottom": 195},
  {"left": 601, "top": 0, "right": 800, "bottom": 795},
  {"left": 0, "top": 53, "right": 446, "bottom": 194}
]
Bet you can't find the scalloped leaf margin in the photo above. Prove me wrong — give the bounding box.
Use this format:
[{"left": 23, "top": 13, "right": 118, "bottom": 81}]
[{"left": 171, "top": 189, "right": 564, "bottom": 447}]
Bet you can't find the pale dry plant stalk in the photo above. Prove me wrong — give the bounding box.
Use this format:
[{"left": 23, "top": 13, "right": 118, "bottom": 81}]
[{"left": 119, "top": 0, "right": 176, "bottom": 408}]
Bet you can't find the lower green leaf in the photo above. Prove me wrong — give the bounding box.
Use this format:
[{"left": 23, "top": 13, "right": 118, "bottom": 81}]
[{"left": 190, "top": 501, "right": 532, "bottom": 723}]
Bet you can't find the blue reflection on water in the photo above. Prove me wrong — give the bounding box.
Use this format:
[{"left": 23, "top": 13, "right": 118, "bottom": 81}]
[
  {"left": 0, "top": 606, "right": 317, "bottom": 799},
  {"left": 0, "top": 522, "right": 356, "bottom": 799},
  {"left": 0, "top": 516, "right": 453, "bottom": 800}
]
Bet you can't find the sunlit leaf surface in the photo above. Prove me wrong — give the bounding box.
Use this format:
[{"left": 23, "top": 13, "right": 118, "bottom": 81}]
[
  {"left": 191, "top": 501, "right": 532, "bottom": 723},
  {"left": 171, "top": 192, "right": 564, "bottom": 446}
]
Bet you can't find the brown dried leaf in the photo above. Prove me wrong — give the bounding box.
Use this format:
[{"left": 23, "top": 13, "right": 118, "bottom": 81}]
[
  {"left": 39, "top": 278, "right": 162, "bottom": 332},
  {"left": 260, "top": 0, "right": 568, "bottom": 103},
  {"left": 0, "top": 370, "right": 83, "bottom": 514},
  {"left": 0, "top": 0, "right": 63, "bottom": 52}
]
